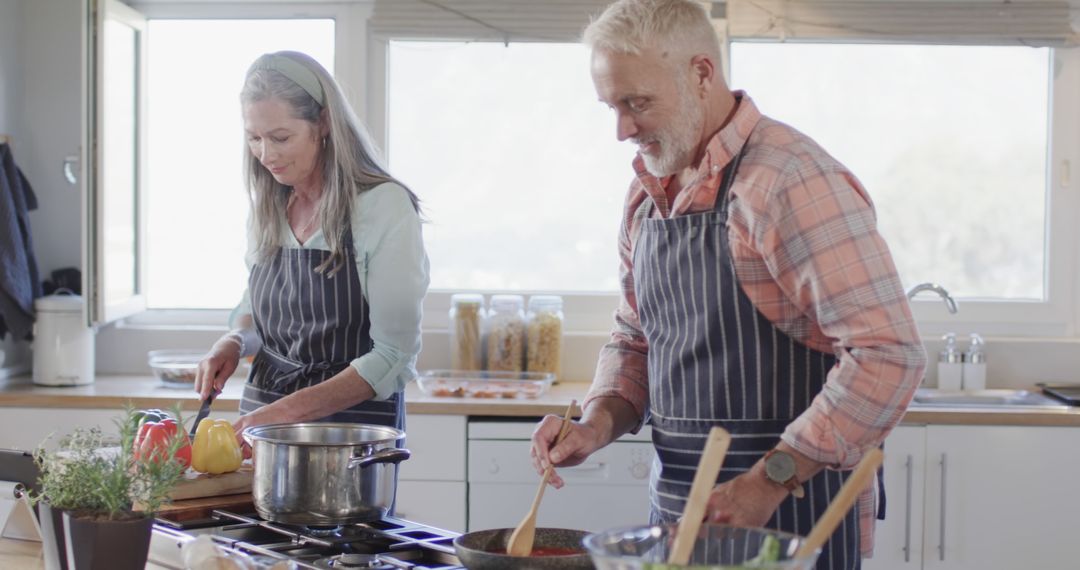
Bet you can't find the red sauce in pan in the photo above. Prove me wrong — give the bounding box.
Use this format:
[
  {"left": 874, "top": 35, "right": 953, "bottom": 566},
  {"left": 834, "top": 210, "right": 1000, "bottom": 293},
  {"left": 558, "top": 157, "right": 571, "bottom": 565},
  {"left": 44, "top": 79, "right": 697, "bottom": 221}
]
[{"left": 488, "top": 546, "right": 585, "bottom": 557}]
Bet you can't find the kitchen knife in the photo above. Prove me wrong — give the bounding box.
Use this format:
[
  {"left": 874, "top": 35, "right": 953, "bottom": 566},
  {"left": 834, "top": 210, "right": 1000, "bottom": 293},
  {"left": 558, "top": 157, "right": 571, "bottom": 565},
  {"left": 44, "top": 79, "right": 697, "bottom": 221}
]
[{"left": 189, "top": 390, "right": 217, "bottom": 440}]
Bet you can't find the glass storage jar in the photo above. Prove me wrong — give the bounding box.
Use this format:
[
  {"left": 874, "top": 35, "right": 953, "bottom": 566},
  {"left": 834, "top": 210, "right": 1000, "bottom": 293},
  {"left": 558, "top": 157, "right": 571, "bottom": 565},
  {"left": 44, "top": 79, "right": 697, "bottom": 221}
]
[
  {"left": 486, "top": 294, "right": 525, "bottom": 372},
  {"left": 449, "top": 293, "right": 485, "bottom": 371},
  {"left": 526, "top": 295, "right": 564, "bottom": 382}
]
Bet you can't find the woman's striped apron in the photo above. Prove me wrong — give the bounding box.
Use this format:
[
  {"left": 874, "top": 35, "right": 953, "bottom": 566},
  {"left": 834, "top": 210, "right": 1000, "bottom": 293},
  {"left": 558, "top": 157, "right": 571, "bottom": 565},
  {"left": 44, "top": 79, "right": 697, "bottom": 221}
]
[
  {"left": 239, "top": 228, "right": 404, "bottom": 430},
  {"left": 635, "top": 145, "right": 861, "bottom": 569}
]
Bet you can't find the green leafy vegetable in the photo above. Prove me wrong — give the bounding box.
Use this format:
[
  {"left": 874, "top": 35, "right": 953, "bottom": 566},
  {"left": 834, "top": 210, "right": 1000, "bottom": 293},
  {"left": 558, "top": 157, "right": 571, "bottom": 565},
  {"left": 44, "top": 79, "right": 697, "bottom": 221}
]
[
  {"left": 744, "top": 534, "right": 781, "bottom": 567},
  {"left": 642, "top": 534, "right": 783, "bottom": 569}
]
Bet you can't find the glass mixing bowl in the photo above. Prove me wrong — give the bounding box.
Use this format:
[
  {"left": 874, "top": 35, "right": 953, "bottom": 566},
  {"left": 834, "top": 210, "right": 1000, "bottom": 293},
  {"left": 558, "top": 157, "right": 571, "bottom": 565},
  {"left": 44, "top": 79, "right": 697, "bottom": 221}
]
[{"left": 583, "top": 524, "right": 820, "bottom": 570}]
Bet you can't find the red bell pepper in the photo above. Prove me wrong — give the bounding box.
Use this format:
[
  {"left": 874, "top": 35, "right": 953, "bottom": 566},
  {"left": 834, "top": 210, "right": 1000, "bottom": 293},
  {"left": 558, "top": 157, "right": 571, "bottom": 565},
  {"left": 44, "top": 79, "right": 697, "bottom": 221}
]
[{"left": 134, "top": 418, "right": 192, "bottom": 468}]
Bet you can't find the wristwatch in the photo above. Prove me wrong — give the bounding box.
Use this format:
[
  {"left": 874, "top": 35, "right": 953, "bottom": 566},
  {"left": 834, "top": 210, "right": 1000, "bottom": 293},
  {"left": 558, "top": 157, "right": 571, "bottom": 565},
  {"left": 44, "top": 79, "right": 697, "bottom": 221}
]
[{"left": 762, "top": 449, "right": 805, "bottom": 498}]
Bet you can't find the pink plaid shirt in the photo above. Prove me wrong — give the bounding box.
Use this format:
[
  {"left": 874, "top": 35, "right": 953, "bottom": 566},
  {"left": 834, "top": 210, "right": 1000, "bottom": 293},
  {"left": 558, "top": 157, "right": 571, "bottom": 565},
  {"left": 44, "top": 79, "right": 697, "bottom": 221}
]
[{"left": 583, "top": 92, "right": 926, "bottom": 556}]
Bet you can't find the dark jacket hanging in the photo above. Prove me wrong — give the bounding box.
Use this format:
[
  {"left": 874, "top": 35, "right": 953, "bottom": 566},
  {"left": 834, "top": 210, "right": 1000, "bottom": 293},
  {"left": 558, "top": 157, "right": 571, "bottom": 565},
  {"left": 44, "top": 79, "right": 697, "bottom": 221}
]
[{"left": 0, "top": 142, "right": 42, "bottom": 340}]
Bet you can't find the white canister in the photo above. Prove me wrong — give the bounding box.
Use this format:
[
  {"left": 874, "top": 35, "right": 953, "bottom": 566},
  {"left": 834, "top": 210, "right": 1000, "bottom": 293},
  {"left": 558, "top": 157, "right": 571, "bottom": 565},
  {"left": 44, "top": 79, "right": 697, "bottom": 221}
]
[{"left": 32, "top": 293, "right": 94, "bottom": 386}]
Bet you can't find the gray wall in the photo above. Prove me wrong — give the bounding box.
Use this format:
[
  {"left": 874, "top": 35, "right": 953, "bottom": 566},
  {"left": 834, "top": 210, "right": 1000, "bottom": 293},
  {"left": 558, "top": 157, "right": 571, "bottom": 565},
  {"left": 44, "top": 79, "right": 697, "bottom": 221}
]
[
  {"left": 0, "top": 0, "right": 82, "bottom": 374},
  {"left": 0, "top": 1, "right": 21, "bottom": 138},
  {"left": 21, "top": 0, "right": 83, "bottom": 276}
]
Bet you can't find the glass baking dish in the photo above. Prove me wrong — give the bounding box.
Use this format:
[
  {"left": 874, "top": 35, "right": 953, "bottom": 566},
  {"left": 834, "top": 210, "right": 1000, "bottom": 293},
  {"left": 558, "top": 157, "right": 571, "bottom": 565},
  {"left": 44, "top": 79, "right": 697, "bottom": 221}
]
[{"left": 416, "top": 369, "right": 555, "bottom": 399}]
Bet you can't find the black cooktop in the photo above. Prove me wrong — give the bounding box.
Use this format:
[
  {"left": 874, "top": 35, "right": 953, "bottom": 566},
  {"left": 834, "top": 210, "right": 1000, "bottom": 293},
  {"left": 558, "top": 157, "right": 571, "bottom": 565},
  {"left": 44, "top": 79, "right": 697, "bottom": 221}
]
[{"left": 155, "top": 509, "right": 463, "bottom": 569}]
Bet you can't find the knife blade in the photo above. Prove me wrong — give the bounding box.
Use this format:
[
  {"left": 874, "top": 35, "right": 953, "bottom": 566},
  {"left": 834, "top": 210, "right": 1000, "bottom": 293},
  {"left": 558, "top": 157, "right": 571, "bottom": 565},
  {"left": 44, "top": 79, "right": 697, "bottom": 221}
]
[{"left": 189, "top": 390, "right": 217, "bottom": 440}]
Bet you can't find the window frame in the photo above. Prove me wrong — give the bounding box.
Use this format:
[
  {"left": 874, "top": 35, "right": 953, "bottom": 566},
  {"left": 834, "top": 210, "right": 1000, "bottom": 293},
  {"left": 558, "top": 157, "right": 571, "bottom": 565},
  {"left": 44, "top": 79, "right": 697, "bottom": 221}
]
[{"left": 111, "top": 2, "right": 1080, "bottom": 342}]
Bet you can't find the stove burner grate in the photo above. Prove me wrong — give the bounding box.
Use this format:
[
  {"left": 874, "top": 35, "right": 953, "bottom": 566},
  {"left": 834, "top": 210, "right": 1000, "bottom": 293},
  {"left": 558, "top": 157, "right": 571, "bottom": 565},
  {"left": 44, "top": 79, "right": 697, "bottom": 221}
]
[{"left": 314, "top": 552, "right": 397, "bottom": 569}]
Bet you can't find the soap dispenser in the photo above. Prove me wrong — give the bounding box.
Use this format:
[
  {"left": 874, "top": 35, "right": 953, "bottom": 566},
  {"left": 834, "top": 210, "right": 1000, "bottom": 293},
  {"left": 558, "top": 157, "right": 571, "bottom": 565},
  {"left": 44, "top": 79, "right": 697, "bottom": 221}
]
[
  {"left": 937, "top": 332, "right": 964, "bottom": 391},
  {"left": 963, "top": 333, "right": 986, "bottom": 391}
]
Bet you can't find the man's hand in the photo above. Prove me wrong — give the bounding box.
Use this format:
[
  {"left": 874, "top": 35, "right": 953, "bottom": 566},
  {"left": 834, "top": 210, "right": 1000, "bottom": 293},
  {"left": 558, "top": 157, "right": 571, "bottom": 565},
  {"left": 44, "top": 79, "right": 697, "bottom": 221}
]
[
  {"left": 703, "top": 466, "right": 789, "bottom": 526},
  {"left": 529, "top": 416, "right": 607, "bottom": 489}
]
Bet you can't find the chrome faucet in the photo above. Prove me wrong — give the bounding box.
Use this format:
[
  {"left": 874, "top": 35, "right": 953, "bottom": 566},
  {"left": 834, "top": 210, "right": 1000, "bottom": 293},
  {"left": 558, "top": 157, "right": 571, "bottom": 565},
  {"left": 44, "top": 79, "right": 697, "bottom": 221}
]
[{"left": 906, "top": 283, "right": 958, "bottom": 314}]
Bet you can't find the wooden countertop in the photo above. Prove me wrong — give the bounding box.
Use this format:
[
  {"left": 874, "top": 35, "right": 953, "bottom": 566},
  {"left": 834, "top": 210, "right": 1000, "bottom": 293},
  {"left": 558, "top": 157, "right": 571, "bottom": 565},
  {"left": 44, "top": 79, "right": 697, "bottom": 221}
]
[
  {"left": 0, "top": 538, "right": 43, "bottom": 569},
  {"left": 2, "top": 375, "right": 1080, "bottom": 426}
]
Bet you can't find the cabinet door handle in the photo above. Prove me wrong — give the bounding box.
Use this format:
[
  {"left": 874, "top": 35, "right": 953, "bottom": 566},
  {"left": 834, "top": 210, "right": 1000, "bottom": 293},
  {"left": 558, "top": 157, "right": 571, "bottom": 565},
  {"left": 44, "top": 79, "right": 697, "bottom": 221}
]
[
  {"left": 903, "top": 454, "right": 912, "bottom": 563},
  {"left": 566, "top": 462, "right": 605, "bottom": 472},
  {"left": 938, "top": 453, "right": 947, "bottom": 561}
]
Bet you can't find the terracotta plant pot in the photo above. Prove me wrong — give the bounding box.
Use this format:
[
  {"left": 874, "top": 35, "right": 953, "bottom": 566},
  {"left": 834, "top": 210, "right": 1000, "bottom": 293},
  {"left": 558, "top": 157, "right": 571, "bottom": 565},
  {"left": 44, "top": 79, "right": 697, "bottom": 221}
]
[
  {"left": 62, "top": 511, "right": 153, "bottom": 570},
  {"left": 35, "top": 502, "right": 68, "bottom": 570}
]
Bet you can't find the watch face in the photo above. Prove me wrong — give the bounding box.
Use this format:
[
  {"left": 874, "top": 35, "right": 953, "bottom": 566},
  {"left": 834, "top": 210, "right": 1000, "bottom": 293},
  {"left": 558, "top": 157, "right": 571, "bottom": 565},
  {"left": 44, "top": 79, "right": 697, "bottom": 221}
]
[{"left": 765, "top": 450, "right": 796, "bottom": 482}]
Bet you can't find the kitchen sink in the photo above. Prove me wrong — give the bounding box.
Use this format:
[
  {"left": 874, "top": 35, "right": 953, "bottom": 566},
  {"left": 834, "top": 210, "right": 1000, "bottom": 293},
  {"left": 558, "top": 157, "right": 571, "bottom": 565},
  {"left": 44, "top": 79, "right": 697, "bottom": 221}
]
[{"left": 911, "top": 388, "right": 1070, "bottom": 410}]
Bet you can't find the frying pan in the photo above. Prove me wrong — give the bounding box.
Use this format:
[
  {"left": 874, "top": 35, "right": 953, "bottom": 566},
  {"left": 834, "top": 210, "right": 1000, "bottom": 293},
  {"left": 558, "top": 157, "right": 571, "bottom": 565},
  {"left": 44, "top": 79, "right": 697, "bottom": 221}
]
[{"left": 453, "top": 527, "right": 594, "bottom": 569}]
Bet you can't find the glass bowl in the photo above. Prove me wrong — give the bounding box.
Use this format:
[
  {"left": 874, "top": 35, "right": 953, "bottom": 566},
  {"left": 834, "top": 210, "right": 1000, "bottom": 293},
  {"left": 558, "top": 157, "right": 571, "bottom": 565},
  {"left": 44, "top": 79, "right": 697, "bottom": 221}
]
[
  {"left": 148, "top": 349, "right": 205, "bottom": 388},
  {"left": 416, "top": 369, "right": 555, "bottom": 399},
  {"left": 583, "top": 524, "right": 820, "bottom": 570}
]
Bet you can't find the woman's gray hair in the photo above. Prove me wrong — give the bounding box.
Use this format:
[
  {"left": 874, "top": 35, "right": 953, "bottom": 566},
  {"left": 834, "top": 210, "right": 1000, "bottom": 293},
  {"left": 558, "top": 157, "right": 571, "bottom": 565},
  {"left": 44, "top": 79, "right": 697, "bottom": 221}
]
[
  {"left": 241, "top": 50, "right": 420, "bottom": 276},
  {"left": 583, "top": 0, "right": 721, "bottom": 63}
]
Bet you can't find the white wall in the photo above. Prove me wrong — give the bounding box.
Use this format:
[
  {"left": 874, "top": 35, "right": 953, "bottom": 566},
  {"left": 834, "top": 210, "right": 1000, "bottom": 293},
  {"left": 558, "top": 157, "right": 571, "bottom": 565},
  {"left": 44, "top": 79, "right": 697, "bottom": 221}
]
[{"left": 0, "top": 0, "right": 82, "bottom": 375}]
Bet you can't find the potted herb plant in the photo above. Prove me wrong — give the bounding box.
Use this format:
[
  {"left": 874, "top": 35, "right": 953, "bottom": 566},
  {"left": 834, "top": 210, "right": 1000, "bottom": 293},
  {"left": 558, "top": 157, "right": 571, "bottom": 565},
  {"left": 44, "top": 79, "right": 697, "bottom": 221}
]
[{"left": 30, "top": 407, "right": 189, "bottom": 570}]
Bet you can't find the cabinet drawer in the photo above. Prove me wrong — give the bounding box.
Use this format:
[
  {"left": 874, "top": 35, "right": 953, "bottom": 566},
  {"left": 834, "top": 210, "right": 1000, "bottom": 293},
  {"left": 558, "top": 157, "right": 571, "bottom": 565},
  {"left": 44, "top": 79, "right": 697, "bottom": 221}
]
[{"left": 468, "top": 439, "right": 653, "bottom": 485}]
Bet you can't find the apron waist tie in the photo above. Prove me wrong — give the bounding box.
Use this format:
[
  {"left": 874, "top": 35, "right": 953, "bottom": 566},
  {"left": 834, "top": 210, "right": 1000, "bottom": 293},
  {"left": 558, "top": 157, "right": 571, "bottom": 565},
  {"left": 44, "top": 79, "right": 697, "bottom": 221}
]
[{"left": 258, "top": 346, "right": 351, "bottom": 392}]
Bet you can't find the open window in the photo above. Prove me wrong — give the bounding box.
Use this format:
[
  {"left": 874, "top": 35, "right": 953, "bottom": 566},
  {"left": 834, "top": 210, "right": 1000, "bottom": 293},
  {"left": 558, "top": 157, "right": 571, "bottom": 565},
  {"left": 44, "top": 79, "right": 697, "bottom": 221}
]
[
  {"left": 84, "top": 2, "right": 337, "bottom": 327},
  {"left": 85, "top": 0, "right": 148, "bottom": 326}
]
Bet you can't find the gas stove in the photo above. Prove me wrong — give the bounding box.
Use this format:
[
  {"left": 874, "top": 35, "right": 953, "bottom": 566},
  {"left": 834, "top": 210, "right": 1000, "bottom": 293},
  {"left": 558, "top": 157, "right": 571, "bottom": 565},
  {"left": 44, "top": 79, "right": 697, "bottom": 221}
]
[{"left": 149, "top": 507, "right": 463, "bottom": 569}]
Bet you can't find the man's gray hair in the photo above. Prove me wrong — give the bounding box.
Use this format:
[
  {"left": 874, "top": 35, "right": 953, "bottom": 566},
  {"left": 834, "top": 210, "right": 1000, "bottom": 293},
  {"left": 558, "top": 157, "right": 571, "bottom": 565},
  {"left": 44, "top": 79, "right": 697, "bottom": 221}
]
[{"left": 583, "top": 0, "right": 721, "bottom": 62}]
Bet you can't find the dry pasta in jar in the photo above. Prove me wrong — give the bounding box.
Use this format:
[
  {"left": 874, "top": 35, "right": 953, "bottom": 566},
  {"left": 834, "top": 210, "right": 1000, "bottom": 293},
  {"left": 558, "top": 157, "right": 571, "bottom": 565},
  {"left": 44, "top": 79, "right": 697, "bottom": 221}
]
[
  {"left": 486, "top": 294, "right": 525, "bottom": 372},
  {"left": 526, "top": 295, "right": 563, "bottom": 382},
  {"left": 449, "top": 293, "right": 485, "bottom": 371}
]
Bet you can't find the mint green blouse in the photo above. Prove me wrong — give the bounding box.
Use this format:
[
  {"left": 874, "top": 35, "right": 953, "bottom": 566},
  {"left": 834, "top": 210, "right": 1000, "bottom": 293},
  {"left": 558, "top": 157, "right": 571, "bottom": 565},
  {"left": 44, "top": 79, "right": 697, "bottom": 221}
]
[{"left": 231, "top": 182, "right": 430, "bottom": 400}]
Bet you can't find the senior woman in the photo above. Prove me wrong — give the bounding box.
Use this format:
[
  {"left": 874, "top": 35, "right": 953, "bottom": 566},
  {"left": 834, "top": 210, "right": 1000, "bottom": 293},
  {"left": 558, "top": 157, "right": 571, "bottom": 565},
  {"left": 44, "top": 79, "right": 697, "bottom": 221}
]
[{"left": 194, "top": 50, "right": 429, "bottom": 435}]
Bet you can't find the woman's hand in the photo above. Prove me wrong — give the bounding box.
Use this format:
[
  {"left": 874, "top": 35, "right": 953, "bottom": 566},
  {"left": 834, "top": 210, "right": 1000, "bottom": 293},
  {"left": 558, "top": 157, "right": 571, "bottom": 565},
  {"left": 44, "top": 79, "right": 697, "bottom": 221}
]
[
  {"left": 194, "top": 336, "right": 242, "bottom": 401},
  {"left": 231, "top": 399, "right": 299, "bottom": 460}
]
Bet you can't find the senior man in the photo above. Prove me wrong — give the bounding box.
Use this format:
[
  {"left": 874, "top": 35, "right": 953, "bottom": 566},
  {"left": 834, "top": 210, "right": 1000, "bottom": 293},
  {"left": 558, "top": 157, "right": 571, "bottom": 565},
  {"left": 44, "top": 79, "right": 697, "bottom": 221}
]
[{"left": 530, "top": 1, "right": 926, "bottom": 568}]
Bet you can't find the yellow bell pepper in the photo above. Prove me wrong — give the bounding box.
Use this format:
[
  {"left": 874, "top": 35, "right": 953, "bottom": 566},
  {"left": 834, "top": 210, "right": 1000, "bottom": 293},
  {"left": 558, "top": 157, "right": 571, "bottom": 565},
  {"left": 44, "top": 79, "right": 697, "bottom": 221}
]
[{"left": 191, "top": 419, "right": 243, "bottom": 474}]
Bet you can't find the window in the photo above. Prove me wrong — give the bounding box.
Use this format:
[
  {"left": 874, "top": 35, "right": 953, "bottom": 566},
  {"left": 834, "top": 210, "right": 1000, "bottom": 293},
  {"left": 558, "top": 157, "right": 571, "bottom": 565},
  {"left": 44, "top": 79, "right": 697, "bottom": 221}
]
[
  {"left": 730, "top": 43, "right": 1051, "bottom": 301},
  {"left": 92, "top": 2, "right": 1080, "bottom": 343},
  {"left": 387, "top": 40, "right": 633, "bottom": 292},
  {"left": 144, "top": 19, "right": 334, "bottom": 310}
]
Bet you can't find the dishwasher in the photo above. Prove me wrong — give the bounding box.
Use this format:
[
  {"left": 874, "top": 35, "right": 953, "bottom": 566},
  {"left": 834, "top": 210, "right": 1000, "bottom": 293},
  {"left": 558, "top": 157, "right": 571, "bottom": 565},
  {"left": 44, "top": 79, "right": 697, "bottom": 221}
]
[{"left": 467, "top": 419, "right": 654, "bottom": 532}]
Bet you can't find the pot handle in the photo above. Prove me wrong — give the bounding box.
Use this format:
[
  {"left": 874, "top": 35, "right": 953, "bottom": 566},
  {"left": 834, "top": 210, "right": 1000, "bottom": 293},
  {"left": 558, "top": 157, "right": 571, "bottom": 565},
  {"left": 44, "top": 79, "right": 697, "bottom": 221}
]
[{"left": 348, "top": 448, "right": 411, "bottom": 470}]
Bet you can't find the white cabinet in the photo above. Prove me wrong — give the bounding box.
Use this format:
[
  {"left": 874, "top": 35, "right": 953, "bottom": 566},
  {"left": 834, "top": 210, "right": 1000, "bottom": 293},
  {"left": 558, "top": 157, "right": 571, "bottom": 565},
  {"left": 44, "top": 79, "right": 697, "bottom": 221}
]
[
  {"left": 866, "top": 426, "right": 927, "bottom": 569},
  {"left": 396, "top": 414, "right": 467, "bottom": 532},
  {"left": 466, "top": 421, "right": 654, "bottom": 533},
  {"left": 866, "top": 425, "right": 1080, "bottom": 570}
]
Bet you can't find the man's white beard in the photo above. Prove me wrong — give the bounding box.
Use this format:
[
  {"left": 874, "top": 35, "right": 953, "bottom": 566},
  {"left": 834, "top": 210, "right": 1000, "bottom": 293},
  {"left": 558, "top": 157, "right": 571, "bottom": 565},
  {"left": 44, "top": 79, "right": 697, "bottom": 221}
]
[{"left": 640, "top": 88, "right": 704, "bottom": 177}]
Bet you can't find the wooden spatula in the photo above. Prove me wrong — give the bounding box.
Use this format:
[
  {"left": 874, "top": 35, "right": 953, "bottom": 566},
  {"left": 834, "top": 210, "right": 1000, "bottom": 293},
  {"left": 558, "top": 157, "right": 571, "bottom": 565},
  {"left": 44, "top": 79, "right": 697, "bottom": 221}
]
[
  {"left": 505, "top": 399, "right": 577, "bottom": 557},
  {"left": 795, "top": 448, "right": 885, "bottom": 559},
  {"left": 667, "top": 426, "right": 732, "bottom": 566}
]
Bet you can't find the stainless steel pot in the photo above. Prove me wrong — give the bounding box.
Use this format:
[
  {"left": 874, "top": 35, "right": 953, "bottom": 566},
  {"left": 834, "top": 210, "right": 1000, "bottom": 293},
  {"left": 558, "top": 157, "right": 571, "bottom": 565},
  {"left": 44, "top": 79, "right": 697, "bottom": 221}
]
[{"left": 242, "top": 423, "right": 411, "bottom": 525}]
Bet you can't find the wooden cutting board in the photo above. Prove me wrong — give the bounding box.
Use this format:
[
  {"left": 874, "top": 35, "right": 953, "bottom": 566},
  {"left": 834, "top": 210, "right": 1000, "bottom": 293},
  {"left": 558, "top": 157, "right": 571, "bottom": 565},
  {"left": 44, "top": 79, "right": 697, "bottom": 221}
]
[
  {"left": 154, "top": 493, "right": 255, "bottom": 522},
  {"left": 167, "top": 464, "right": 254, "bottom": 501}
]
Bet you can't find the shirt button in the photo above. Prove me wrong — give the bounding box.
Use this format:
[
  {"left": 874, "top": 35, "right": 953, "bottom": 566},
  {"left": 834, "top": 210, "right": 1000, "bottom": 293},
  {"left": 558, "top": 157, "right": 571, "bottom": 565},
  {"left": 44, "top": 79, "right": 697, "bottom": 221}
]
[{"left": 711, "top": 165, "right": 721, "bottom": 172}]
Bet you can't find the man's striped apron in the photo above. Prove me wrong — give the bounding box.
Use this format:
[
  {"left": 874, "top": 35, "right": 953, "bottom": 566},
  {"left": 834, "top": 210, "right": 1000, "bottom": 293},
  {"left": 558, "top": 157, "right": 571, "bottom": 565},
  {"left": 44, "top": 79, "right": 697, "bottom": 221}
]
[
  {"left": 636, "top": 145, "right": 861, "bottom": 569},
  {"left": 239, "top": 228, "right": 403, "bottom": 429}
]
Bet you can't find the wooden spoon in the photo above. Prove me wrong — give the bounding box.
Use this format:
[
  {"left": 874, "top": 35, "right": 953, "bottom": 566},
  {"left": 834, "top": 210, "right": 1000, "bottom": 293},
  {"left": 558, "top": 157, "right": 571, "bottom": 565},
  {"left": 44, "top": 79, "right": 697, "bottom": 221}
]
[
  {"left": 505, "top": 399, "right": 577, "bottom": 557},
  {"left": 794, "top": 447, "right": 885, "bottom": 559},
  {"left": 667, "top": 426, "right": 732, "bottom": 566}
]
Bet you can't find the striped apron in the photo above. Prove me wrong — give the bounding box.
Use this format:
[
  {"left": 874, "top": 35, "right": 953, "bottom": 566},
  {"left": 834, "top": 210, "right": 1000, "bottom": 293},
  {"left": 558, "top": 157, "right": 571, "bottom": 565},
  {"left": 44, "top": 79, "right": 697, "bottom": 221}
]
[
  {"left": 239, "top": 228, "right": 404, "bottom": 430},
  {"left": 636, "top": 146, "right": 861, "bottom": 569}
]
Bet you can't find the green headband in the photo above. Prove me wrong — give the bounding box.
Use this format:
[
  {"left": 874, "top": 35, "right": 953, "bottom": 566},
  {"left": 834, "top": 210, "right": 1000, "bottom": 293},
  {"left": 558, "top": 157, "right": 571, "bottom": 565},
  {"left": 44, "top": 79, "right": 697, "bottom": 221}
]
[{"left": 253, "top": 54, "right": 325, "bottom": 106}]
